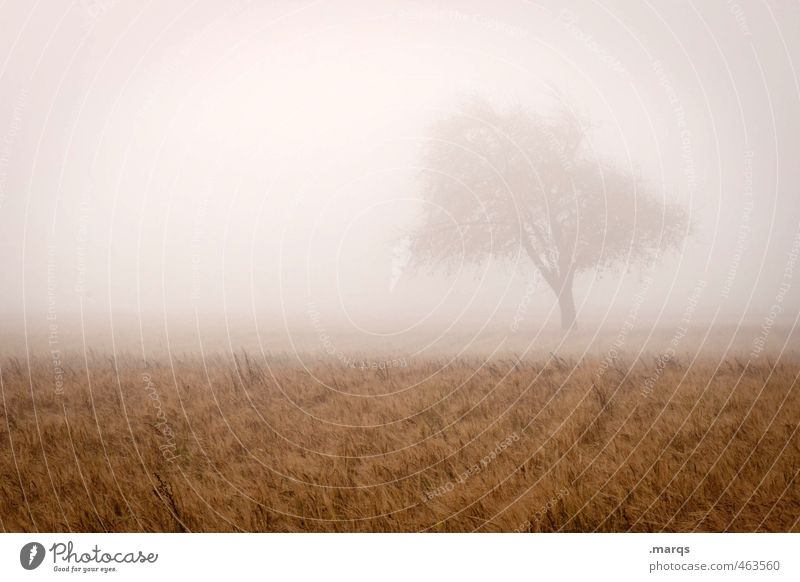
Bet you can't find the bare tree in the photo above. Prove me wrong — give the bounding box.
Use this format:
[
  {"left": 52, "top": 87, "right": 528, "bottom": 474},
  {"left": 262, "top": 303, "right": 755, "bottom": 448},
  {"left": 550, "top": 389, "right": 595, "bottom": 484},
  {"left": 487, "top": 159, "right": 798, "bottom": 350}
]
[{"left": 409, "top": 99, "right": 688, "bottom": 330}]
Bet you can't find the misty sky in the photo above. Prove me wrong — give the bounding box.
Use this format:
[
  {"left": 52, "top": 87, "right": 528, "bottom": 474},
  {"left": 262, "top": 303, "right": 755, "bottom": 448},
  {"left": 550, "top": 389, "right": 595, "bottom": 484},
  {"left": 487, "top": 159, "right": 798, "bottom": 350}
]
[{"left": 1, "top": 0, "right": 799, "bottom": 346}]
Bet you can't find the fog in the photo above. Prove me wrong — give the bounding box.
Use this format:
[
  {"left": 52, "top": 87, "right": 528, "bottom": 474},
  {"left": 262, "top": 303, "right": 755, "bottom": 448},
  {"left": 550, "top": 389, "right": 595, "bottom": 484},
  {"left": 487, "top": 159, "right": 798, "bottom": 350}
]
[{"left": 1, "top": 0, "right": 799, "bottom": 356}]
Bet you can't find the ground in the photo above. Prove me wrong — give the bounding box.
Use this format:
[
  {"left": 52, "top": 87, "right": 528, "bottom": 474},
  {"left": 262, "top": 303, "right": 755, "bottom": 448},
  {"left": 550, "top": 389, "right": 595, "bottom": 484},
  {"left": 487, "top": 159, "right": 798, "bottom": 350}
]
[{"left": 1, "top": 342, "right": 798, "bottom": 532}]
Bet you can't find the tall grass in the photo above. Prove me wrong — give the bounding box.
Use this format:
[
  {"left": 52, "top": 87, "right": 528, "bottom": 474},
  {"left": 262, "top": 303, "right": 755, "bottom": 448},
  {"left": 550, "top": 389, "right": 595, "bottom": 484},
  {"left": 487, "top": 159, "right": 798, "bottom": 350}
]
[{"left": 1, "top": 352, "right": 798, "bottom": 532}]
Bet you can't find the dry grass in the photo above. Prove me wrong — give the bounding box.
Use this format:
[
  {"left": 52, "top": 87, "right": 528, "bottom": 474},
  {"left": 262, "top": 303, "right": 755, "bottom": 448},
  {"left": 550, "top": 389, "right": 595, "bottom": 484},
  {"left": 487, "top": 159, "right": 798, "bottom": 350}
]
[{"left": 1, "top": 351, "right": 798, "bottom": 532}]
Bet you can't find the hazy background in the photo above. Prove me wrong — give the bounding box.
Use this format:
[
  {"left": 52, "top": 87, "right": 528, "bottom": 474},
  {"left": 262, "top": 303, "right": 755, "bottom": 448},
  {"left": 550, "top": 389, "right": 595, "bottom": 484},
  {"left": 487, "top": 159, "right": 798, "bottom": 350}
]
[{"left": 1, "top": 0, "right": 798, "bottom": 357}]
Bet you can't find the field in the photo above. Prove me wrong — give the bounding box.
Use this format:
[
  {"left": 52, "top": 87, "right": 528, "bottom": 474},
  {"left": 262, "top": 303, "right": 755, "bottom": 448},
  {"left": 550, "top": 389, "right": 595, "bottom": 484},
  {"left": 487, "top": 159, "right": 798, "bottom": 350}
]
[{"left": 1, "top": 348, "right": 799, "bottom": 532}]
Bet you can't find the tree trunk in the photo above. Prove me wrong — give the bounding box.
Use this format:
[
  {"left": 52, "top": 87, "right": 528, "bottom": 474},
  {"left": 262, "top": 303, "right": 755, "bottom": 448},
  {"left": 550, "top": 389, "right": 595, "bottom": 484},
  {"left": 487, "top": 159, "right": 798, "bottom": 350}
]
[{"left": 557, "top": 284, "right": 577, "bottom": 331}]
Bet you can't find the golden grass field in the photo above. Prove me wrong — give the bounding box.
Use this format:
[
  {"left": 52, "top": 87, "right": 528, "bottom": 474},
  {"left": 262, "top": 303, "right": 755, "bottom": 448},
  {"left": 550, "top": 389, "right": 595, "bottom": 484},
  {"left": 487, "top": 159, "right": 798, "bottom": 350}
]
[{"left": 1, "top": 350, "right": 798, "bottom": 532}]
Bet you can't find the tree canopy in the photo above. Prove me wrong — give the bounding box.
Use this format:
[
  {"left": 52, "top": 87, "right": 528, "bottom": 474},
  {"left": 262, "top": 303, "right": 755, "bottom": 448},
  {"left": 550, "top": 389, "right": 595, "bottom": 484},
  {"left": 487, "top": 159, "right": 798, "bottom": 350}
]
[{"left": 410, "top": 99, "right": 688, "bottom": 330}]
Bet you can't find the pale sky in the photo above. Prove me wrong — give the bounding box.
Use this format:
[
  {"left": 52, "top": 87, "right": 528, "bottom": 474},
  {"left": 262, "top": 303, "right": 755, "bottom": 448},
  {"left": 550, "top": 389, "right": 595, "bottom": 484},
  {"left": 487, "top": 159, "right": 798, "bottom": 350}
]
[{"left": 1, "top": 0, "right": 799, "bottom": 347}]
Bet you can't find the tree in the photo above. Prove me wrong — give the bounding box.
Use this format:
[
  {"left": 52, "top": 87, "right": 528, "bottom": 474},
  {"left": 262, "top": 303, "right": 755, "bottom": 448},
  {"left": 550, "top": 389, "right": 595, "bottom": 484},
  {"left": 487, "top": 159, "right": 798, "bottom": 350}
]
[{"left": 409, "top": 99, "right": 687, "bottom": 330}]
